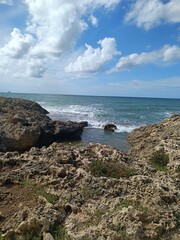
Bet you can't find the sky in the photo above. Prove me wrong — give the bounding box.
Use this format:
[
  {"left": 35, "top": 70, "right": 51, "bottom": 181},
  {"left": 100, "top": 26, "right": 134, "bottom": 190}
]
[{"left": 0, "top": 0, "right": 180, "bottom": 98}]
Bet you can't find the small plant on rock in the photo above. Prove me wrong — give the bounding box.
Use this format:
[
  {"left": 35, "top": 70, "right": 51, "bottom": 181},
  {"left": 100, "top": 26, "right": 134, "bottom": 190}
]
[
  {"left": 50, "top": 225, "right": 72, "bottom": 240},
  {"left": 90, "top": 160, "right": 135, "bottom": 179},
  {"left": 115, "top": 199, "right": 148, "bottom": 214},
  {"left": 21, "top": 179, "right": 59, "bottom": 204},
  {"left": 149, "top": 150, "right": 169, "bottom": 171}
]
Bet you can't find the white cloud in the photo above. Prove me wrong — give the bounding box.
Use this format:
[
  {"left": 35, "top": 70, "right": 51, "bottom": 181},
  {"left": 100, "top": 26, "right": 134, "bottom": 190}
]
[
  {"left": 26, "top": 58, "right": 47, "bottom": 78},
  {"left": 0, "top": 28, "right": 34, "bottom": 58},
  {"left": 65, "top": 37, "right": 120, "bottom": 73},
  {"left": 125, "top": 0, "right": 180, "bottom": 30},
  {"left": 24, "top": 0, "right": 121, "bottom": 58},
  {"left": 89, "top": 14, "right": 98, "bottom": 27},
  {"left": 0, "top": 0, "right": 13, "bottom": 5},
  {"left": 111, "top": 44, "right": 180, "bottom": 72},
  {"left": 25, "top": 0, "right": 88, "bottom": 58},
  {"left": 0, "top": 0, "right": 121, "bottom": 78}
]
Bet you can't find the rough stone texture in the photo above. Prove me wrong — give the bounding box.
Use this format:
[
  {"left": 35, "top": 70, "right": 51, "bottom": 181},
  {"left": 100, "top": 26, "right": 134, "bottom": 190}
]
[
  {"left": 128, "top": 114, "right": 180, "bottom": 179},
  {"left": 0, "top": 139, "right": 179, "bottom": 239},
  {"left": 0, "top": 101, "right": 179, "bottom": 240},
  {"left": 0, "top": 97, "right": 85, "bottom": 152},
  {"left": 128, "top": 114, "right": 180, "bottom": 159}
]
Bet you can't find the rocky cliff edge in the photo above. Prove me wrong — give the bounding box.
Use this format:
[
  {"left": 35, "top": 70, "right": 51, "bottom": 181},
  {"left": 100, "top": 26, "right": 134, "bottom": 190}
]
[{"left": 0, "top": 98, "right": 179, "bottom": 240}]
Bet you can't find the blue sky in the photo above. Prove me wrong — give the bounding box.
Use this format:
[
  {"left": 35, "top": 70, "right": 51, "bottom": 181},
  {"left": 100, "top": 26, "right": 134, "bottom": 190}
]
[{"left": 0, "top": 0, "right": 180, "bottom": 98}]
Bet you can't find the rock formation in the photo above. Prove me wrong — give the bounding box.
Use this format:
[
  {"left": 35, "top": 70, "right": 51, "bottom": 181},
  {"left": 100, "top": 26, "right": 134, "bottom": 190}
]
[
  {"left": 104, "top": 124, "right": 117, "bottom": 132},
  {"left": 0, "top": 97, "right": 85, "bottom": 152},
  {"left": 0, "top": 98, "right": 179, "bottom": 240},
  {"left": 128, "top": 114, "right": 180, "bottom": 179}
]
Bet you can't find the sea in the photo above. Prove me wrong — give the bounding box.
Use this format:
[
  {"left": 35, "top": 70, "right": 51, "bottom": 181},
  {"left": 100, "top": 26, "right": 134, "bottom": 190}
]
[{"left": 1, "top": 92, "right": 180, "bottom": 152}]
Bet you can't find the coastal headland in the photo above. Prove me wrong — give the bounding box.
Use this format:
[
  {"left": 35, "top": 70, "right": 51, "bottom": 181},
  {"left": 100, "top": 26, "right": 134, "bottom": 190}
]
[{"left": 0, "top": 97, "right": 179, "bottom": 240}]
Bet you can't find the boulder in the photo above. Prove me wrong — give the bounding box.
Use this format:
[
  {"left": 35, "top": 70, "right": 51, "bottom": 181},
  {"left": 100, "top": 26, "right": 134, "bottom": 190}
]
[
  {"left": 104, "top": 123, "right": 117, "bottom": 132},
  {"left": 0, "top": 97, "right": 85, "bottom": 152}
]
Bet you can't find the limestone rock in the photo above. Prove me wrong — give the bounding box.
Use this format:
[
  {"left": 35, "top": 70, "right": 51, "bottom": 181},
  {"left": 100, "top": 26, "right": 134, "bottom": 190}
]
[
  {"left": 0, "top": 115, "right": 179, "bottom": 240},
  {"left": 0, "top": 97, "right": 85, "bottom": 152}
]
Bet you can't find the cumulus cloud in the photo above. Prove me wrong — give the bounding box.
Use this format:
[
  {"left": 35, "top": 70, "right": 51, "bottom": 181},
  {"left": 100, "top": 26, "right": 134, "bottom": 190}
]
[
  {"left": 24, "top": 0, "right": 121, "bottom": 58},
  {"left": 65, "top": 37, "right": 120, "bottom": 73},
  {"left": 125, "top": 0, "right": 180, "bottom": 30},
  {"left": 25, "top": 0, "right": 88, "bottom": 58},
  {"left": 0, "top": 28, "right": 34, "bottom": 58},
  {"left": 26, "top": 58, "right": 47, "bottom": 78},
  {"left": 0, "top": 0, "right": 121, "bottom": 78},
  {"left": 111, "top": 45, "right": 180, "bottom": 72}
]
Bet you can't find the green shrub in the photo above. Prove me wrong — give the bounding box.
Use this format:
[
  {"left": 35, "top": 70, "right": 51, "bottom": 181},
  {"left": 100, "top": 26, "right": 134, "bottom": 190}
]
[
  {"left": 35, "top": 186, "right": 59, "bottom": 204},
  {"left": 149, "top": 150, "right": 169, "bottom": 171},
  {"left": 50, "top": 225, "right": 72, "bottom": 240},
  {"left": 90, "top": 160, "right": 135, "bottom": 179},
  {"left": 51, "top": 225, "right": 66, "bottom": 240},
  {"left": 115, "top": 199, "right": 132, "bottom": 210}
]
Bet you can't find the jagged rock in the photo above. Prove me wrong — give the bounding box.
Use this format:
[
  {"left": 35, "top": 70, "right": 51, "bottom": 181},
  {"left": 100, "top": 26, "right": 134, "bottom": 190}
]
[
  {"left": 128, "top": 114, "right": 180, "bottom": 161},
  {"left": 0, "top": 97, "right": 85, "bottom": 152},
  {"left": 0, "top": 110, "right": 179, "bottom": 239}
]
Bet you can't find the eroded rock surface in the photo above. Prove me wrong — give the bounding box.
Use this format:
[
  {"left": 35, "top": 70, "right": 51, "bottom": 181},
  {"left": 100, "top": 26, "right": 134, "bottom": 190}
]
[
  {"left": 0, "top": 97, "right": 85, "bottom": 152},
  {"left": 128, "top": 114, "right": 180, "bottom": 179},
  {"left": 0, "top": 99, "right": 179, "bottom": 240},
  {"left": 0, "top": 139, "right": 179, "bottom": 239}
]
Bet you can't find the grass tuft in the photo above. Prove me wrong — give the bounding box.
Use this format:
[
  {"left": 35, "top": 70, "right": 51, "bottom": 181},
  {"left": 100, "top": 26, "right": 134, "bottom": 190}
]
[
  {"left": 21, "top": 179, "right": 58, "bottom": 204},
  {"left": 149, "top": 150, "right": 169, "bottom": 171},
  {"left": 90, "top": 160, "right": 135, "bottom": 179}
]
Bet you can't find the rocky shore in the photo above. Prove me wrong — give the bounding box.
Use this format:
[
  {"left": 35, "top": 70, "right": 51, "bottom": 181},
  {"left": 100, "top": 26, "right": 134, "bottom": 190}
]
[
  {"left": 0, "top": 97, "right": 179, "bottom": 240},
  {"left": 0, "top": 97, "right": 86, "bottom": 152}
]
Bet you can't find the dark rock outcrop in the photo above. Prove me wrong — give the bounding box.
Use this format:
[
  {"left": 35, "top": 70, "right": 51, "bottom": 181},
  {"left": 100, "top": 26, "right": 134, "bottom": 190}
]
[
  {"left": 0, "top": 97, "right": 86, "bottom": 152},
  {"left": 104, "top": 123, "right": 117, "bottom": 132}
]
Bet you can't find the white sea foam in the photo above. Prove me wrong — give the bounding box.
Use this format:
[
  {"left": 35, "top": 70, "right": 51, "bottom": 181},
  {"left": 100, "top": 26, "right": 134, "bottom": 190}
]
[
  {"left": 40, "top": 103, "right": 102, "bottom": 122},
  {"left": 164, "top": 111, "right": 172, "bottom": 117},
  {"left": 115, "top": 124, "right": 139, "bottom": 133},
  {"left": 39, "top": 103, "right": 140, "bottom": 133},
  {"left": 87, "top": 122, "right": 139, "bottom": 132}
]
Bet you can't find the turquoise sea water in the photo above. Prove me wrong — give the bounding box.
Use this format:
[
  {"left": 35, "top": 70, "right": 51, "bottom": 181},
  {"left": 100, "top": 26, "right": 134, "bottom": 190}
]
[{"left": 1, "top": 92, "right": 180, "bottom": 151}]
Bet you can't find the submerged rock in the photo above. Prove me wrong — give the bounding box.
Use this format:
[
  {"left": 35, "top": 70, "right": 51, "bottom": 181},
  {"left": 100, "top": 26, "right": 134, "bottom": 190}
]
[{"left": 104, "top": 123, "right": 117, "bottom": 132}]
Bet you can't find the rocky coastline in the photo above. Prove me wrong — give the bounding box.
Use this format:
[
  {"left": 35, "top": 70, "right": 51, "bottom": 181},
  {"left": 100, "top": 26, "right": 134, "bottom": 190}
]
[
  {"left": 0, "top": 97, "right": 179, "bottom": 240},
  {"left": 0, "top": 97, "right": 87, "bottom": 152}
]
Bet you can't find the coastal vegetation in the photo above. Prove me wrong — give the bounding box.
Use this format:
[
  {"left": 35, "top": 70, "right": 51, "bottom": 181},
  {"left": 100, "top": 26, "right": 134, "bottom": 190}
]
[
  {"left": 21, "top": 179, "right": 59, "bottom": 205},
  {"left": 149, "top": 150, "right": 169, "bottom": 171},
  {"left": 90, "top": 160, "right": 135, "bottom": 178}
]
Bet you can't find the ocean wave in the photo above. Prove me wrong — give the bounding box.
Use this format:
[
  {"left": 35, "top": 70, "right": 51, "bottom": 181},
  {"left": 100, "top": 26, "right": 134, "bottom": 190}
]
[
  {"left": 115, "top": 124, "right": 139, "bottom": 133},
  {"left": 87, "top": 121, "right": 139, "bottom": 133},
  {"left": 39, "top": 103, "right": 141, "bottom": 133}
]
